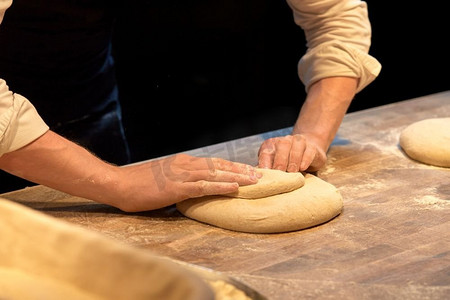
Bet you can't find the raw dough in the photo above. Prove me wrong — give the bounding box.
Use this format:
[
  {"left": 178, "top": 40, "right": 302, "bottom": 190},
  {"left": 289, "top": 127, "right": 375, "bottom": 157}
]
[
  {"left": 0, "top": 198, "right": 214, "bottom": 300},
  {"left": 225, "top": 168, "right": 305, "bottom": 198},
  {"left": 207, "top": 280, "right": 251, "bottom": 300},
  {"left": 399, "top": 118, "right": 450, "bottom": 167},
  {"left": 177, "top": 173, "right": 343, "bottom": 233}
]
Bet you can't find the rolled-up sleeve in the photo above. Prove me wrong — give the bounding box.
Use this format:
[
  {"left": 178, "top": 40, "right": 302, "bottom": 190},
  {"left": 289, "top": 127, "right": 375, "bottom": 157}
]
[
  {"left": 0, "top": 80, "right": 49, "bottom": 156},
  {"left": 0, "top": 0, "right": 49, "bottom": 157},
  {"left": 0, "top": 0, "right": 12, "bottom": 24},
  {"left": 286, "top": 0, "right": 381, "bottom": 93}
]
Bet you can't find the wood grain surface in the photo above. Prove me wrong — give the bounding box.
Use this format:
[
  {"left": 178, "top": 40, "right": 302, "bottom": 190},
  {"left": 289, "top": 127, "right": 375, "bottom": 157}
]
[{"left": 2, "top": 91, "right": 450, "bottom": 299}]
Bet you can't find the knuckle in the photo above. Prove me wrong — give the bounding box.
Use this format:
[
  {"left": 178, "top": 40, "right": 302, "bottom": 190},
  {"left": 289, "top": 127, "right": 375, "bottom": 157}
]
[
  {"left": 208, "top": 168, "right": 218, "bottom": 177},
  {"left": 293, "top": 133, "right": 306, "bottom": 143},
  {"left": 196, "top": 180, "right": 209, "bottom": 195}
]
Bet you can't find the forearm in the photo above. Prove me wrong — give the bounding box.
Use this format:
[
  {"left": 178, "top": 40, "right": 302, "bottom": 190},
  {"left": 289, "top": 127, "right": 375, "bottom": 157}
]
[
  {"left": 292, "top": 77, "right": 357, "bottom": 152},
  {"left": 0, "top": 130, "right": 121, "bottom": 205},
  {"left": 0, "top": 130, "right": 261, "bottom": 212}
]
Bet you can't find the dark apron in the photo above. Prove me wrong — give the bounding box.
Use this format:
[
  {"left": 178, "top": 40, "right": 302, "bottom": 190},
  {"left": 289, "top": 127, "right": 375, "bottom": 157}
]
[{"left": 0, "top": 0, "right": 130, "bottom": 192}]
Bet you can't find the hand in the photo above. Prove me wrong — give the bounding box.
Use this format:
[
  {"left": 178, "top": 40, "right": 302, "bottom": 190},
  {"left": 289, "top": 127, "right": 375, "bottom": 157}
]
[
  {"left": 257, "top": 77, "right": 357, "bottom": 173},
  {"left": 114, "top": 154, "right": 261, "bottom": 212},
  {"left": 0, "top": 131, "right": 260, "bottom": 212},
  {"left": 258, "top": 134, "right": 327, "bottom": 173}
]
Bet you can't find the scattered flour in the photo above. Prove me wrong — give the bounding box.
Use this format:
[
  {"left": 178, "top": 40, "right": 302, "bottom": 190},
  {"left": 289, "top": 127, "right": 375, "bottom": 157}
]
[
  {"left": 320, "top": 157, "right": 337, "bottom": 175},
  {"left": 364, "top": 127, "right": 406, "bottom": 158},
  {"left": 414, "top": 195, "right": 449, "bottom": 209}
]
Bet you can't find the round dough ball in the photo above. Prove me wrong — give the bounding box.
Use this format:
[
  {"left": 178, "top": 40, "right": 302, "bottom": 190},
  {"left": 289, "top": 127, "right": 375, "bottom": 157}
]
[
  {"left": 177, "top": 174, "right": 343, "bottom": 234},
  {"left": 224, "top": 168, "right": 305, "bottom": 199},
  {"left": 399, "top": 118, "right": 450, "bottom": 167}
]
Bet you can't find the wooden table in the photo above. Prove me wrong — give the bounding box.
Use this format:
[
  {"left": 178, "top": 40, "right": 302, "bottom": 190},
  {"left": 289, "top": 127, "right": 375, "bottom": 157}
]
[{"left": 2, "top": 91, "right": 450, "bottom": 299}]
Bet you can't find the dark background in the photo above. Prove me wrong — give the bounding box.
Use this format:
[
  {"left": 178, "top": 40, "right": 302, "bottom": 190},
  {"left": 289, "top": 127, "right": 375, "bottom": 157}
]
[
  {"left": 113, "top": 0, "right": 449, "bottom": 163},
  {"left": 0, "top": 1, "right": 448, "bottom": 194}
]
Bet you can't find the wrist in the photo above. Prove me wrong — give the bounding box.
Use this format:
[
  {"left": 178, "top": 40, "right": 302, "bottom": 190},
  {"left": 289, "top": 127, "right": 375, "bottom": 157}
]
[{"left": 293, "top": 77, "right": 357, "bottom": 151}]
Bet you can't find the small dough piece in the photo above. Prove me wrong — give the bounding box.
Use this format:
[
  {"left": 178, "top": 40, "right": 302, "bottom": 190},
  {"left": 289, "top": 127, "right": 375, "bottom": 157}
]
[
  {"left": 399, "top": 118, "right": 450, "bottom": 167},
  {"left": 177, "top": 174, "right": 343, "bottom": 233},
  {"left": 225, "top": 168, "right": 305, "bottom": 199}
]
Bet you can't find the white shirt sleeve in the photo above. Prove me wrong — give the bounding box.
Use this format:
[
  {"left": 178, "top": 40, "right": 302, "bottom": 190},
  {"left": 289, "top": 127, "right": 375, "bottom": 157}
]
[
  {"left": 0, "top": 1, "right": 49, "bottom": 157},
  {"left": 286, "top": 0, "right": 382, "bottom": 93}
]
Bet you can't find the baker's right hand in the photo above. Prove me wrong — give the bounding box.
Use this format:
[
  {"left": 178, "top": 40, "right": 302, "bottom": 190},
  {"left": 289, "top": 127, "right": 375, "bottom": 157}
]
[
  {"left": 114, "top": 154, "right": 261, "bottom": 212},
  {"left": 258, "top": 134, "right": 327, "bottom": 173}
]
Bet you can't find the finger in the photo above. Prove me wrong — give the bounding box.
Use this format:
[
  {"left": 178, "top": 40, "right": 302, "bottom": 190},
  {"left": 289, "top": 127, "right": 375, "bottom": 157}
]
[
  {"left": 184, "top": 155, "right": 257, "bottom": 177},
  {"left": 186, "top": 169, "right": 259, "bottom": 186},
  {"left": 258, "top": 139, "right": 276, "bottom": 169},
  {"left": 287, "top": 134, "right": 306, "bottom": 172},
  {"left": 183, "top": 181, "right": 240, "bottom": 198},
  {"left": 300, "top": 143, "right": 317, "bottom": 171},
  {"left": 272, "top": 136, "right": 292, "bottom": 171},
  {"left": 210, "top": 158, "right": 260, "bottom": 178}
]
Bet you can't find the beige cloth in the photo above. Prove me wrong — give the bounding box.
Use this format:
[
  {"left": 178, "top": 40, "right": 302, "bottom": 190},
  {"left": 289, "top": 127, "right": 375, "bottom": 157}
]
[
  {"left": 0, "top": 0, "right": 11, "bottom": 24},
  {"left": 0, "top": 0, "right": 49, "bottom": 157},
  {"left": 0, "top": 0, "right": 49, "bottom": 155},
  {"left": 0, "top": 0, "right": 380, "bottom": 156},
  {"left": 287, "top": 0, "right": 381, "bottom": 93},
  {"left": 0, "top": 80, "right": 49, "bottom": 156}
]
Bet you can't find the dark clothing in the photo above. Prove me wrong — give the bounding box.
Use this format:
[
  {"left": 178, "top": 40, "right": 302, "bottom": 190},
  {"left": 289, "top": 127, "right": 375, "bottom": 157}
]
[
  {"left": 0, "top": 0, "right": 129, "bottom": 163},
  {"left": 0, "top": 0, "right": 129, "bottom": 192}
]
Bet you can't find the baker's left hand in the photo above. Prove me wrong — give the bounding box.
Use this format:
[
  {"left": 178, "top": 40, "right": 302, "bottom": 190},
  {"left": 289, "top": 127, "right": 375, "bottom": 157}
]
[{"left": 258, "top": 134, "right": 327, "bottom": 172}]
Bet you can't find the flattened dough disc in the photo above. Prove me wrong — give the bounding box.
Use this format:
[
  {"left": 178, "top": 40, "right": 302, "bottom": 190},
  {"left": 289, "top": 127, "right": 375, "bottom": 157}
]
[
  {"left": 177, "top": 174, "right": 343, "bottom": 234},
  {"left": 399, "top": 118, "right": 450, "bottom": 167}
]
